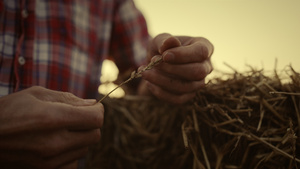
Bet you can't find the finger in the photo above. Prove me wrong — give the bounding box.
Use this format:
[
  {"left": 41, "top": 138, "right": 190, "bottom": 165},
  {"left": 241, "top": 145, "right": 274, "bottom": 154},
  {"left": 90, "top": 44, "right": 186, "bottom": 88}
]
[
  {"left": 142, "top": 69, "right": 205, "bottom": 94},
  {"left": 48, "top": 102, "right": 104, "bottom": 130},
  {"left": 21, "top": 102, "right": 104, "bottom": 131},
  {"left": 150, "top": 33, "right": 181, "bottom": 56},
  {"left": 58, "top": 161, "right": 78, "bottom": 169},
  {"left": 29, "top": 86, "right": 96, "bottom": 106},
  {"left": 45, "top": 148, "right": 87, "bottom": 169},
  {"left": 36, "top": 129, "right": 101, "bottom": 157},
  {"left": 147, "top": 82, "right": 196, "bottom": 104},
  {"left": 0, "top": 148, "right": 85, "bottom": 169},
  {"left": 154, "top": 60, "right": 213, "bottom": 81},
  {"left": 35, "top": 147, "right": 88, "bottom": 169},
  {"left": 162, "top": 41, "right": 211, "bottom": 64},
  {"left": 1, "top": 128, "right": 101, "bottom": 157},
  {"left": 0, "top": 101, "right": 103, "bottom": 138}
]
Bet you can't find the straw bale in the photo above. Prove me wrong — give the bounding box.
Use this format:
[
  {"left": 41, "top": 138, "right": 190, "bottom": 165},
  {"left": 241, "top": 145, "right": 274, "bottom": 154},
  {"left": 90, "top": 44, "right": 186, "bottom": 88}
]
[{"left": 86, "top": 67, "right": 300, "bottom": 169}]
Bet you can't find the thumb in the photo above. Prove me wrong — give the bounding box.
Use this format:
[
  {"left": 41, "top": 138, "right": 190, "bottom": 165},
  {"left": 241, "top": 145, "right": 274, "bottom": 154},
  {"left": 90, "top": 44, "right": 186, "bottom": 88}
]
[
  {"left": 30, "top": 86, "right": 96, "bottom": 106},
  {"left": 52, "top": 92, "right": 96, "bottom": 106},
  {"left": 149, "top": 33, "right": 181, "bottom": 58}
]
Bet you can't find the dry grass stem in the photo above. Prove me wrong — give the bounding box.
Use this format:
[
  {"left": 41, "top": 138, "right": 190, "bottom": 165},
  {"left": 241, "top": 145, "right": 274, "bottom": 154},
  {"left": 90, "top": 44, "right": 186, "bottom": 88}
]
[
  {"left": 270, "top": 91, "right": 300, "bottom": 96},
  {"left": 98, "top": 56, "right": 163, "bottom": 103}
]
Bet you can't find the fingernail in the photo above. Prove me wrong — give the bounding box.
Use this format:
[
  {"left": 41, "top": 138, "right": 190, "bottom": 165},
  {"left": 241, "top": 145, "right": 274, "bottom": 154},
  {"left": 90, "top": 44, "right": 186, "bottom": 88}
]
[{"left": 162, "top": 52, "right": 174, "bottom": 62}]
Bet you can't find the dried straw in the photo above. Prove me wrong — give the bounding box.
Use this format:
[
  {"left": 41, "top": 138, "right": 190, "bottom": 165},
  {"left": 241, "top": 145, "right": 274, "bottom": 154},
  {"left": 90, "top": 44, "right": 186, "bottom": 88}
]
[{"left": 86, "top": 66, "right": 300, "bottom": 169}]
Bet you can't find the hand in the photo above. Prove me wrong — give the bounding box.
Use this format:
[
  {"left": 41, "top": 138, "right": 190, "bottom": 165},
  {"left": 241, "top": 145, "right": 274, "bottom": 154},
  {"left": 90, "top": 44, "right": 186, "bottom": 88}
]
[
  {"left": 0, "top": 86, "right": 104, "bottom": 169},
  {"left": 139, "top": 33, "right": 214, "bottom": 104}
]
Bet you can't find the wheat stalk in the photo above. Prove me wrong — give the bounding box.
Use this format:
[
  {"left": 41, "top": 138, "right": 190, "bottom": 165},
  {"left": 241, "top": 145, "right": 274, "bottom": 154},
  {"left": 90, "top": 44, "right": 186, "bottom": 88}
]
[{"left": 98, "top": 56, "right": 163, "bottom": 103}]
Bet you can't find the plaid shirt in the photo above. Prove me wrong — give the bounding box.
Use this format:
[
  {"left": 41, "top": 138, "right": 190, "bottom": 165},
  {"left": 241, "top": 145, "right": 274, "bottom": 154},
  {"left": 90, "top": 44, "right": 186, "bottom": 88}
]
[{"left": 0, "top": 0, "right": 149, "bottom": 98}]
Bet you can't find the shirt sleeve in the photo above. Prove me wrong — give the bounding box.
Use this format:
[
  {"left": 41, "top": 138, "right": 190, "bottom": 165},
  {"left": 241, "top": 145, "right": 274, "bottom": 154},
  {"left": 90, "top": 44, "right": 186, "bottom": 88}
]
[{"left": 109, "top": 0, "right": 150, "bottom": 73}]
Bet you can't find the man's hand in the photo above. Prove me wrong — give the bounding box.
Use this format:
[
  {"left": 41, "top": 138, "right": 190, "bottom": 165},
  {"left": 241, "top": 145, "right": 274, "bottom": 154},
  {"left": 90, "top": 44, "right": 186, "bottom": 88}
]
[
  {"left": 0, "top": 86, "right": 104, "bottom": 169},
  {"left": 139, "top": 33, "right": 214, "bottom": 104}
]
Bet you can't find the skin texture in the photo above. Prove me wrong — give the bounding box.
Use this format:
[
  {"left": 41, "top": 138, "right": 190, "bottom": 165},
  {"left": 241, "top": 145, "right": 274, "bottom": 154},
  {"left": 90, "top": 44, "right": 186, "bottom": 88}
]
[
  {"left": 139, "top": 33, "right": 214, "bottom": 104},
  {"left": 0, "top": 86, "right": 104, "bottom": 169}
]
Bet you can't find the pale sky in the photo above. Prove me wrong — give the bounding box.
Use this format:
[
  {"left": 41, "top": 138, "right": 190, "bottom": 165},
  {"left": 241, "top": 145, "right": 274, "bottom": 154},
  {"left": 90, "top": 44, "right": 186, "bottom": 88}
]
[{"left": 134, "top": 0, "right": 300, "bottom": 73}]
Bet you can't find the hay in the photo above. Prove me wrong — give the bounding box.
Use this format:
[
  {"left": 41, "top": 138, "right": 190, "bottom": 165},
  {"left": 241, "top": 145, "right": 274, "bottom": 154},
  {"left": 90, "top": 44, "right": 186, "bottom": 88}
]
[{"left": 86, "top": 66, "right": 300, "bottom": 169}]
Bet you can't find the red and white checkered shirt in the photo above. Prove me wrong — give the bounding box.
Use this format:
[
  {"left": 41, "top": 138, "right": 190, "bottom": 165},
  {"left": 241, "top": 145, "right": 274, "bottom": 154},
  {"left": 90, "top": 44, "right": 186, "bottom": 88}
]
[{"left": 0, "top": 0, "right": 149, "bottom": 98}]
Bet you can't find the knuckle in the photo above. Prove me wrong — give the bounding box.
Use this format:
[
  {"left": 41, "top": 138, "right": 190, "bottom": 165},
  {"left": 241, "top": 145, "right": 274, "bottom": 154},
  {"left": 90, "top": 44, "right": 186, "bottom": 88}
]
[
  {"left": 193, "top": 65, "right": 207, "bottom": 80},
  {"left": 195, "top": 37, "right": 213, "bottom": 57},
  {"left": 194, "top": 44, "right": 209, "bottom": 60},
  {"left": 27, "top": 86, "right": 47, "bottom": 95},
  {"left": 60, "top": 92, "right": 77, "bottom": 102},
  {"left": 200, "top": 46, "right": 209, "bottom": 59}
]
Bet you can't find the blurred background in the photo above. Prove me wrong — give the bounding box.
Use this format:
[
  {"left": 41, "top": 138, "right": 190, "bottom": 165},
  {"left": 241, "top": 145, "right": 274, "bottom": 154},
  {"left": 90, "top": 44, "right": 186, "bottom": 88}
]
[
  {"left": 99, "top": 0, "right": 300, "bottom": 97},
  {"left": 134, "top": 0, "right": 300, "bottom": 72}
]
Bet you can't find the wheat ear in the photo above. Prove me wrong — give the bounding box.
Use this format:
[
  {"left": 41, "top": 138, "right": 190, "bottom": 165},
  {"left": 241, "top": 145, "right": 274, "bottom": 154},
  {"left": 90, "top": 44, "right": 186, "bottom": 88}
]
[{"left": 98, "top": 56, "right": 162, "bottom": 103}]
